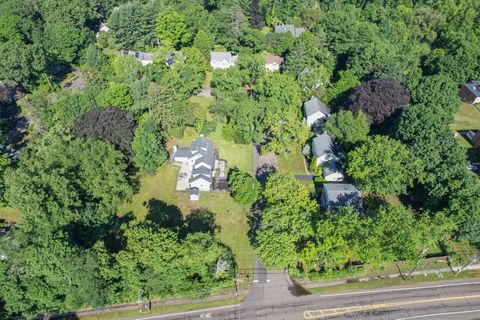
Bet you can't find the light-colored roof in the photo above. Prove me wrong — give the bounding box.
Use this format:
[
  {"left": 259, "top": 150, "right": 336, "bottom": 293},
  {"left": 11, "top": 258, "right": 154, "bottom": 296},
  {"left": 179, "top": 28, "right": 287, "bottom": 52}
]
[
  {"left": 274, "top": 24, "right": 305, "bottom": 37},
  {"left": 264, "top": 54, "right": 283, "bottom": 65},
  {"left": 119, "top": 50, "right": 154, "bottom": 62},
  {"left": 464, "top": 81, "right": 480, "bottom": 98},
  {"left": 312, "top": 133, "right": 334, "bottom": 158},
  {"left": 210, "top": 52, "right": 238, "bottom": 64},
  {"left": 304, "top": 97, "right": 329, "bottom": 117},
  {"left": 323, "top": 183, "right": 362, "bottom": 209}
]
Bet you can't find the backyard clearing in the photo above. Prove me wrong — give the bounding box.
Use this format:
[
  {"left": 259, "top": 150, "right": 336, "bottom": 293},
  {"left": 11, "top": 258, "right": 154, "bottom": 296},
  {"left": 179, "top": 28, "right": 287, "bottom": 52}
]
[{"left": 451, "top": 103, "right": 480, "bottom": 131}]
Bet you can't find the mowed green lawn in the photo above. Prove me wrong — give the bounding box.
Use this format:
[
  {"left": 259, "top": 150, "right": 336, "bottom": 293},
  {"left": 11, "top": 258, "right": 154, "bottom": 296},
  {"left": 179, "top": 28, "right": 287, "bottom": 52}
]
[
  {"left": 119, "top": 164, "right": 254, "bottom": 280},
  {"left": 277, "top": 144, "right": 307, "bottom": 175},
  {"left": 0, "top": 207, "right": 20, "bottom": 222},
  {"left": 451, "top": 103, "right": 480, "bottom": 131},
  {"left": 120, "top": 103, "right": 254, "bottom": 280}
]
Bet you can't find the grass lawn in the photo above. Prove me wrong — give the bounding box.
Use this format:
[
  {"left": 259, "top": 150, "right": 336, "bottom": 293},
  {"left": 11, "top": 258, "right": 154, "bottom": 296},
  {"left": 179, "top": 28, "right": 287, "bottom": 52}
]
[
  {"left": 451, "top": 103, "right": 480, "bottom": 131},
  {"left": 119, "top": 164, "right": 254, "bottom": 280},
  {"left": 307, "top": 269, "right": 480, "bottom": 295},
  {"left": 203, "top": 71, "right": 213, "bottom": 89},
  {"left": 277, "top": 144, "right": 307, "bottom": 175},
  {"left": 120, "top": 102, "right": 255, "bottom": 281},
  {"left": 77, "top": 296, "right": 244, "bottom": 320},
  {"left": 0, "top": 207, "right": 20, "bottom": 222}
]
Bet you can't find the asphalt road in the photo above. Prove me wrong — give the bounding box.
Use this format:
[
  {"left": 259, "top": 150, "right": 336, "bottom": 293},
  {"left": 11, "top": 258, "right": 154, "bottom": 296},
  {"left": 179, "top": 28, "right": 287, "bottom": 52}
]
[{"left": 128, "top": 264, "right": 480, "bottom": 320}]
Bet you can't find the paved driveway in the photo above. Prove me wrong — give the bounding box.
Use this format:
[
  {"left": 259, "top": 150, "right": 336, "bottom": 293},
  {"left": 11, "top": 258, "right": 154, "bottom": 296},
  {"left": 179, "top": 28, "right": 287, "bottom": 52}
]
[{"left": 175, "top": 162, "right": 191, "bottom": 191}]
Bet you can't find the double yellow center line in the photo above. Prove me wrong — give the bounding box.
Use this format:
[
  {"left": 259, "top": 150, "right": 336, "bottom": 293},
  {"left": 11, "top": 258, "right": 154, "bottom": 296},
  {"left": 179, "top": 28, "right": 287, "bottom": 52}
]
[{"left": 303, "top": 294, "right": 480, "bottom": 319}]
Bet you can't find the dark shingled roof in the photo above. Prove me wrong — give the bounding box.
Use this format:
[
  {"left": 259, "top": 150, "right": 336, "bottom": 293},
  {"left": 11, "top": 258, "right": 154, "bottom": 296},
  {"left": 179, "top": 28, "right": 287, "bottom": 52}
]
[
  {"left": 312, "top": 133, "right": 334, "bottom": 158},
  {"left": 322, "top": 183, "right": 362, "bottom": 210},
  {"left": 464, "top": 81, "right": 480, "bottom": 98}
]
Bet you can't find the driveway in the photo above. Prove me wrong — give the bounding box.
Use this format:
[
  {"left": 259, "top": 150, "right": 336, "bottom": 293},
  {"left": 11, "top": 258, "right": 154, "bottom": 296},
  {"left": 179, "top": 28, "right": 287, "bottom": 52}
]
[
  {"left": 175, "top": 162, "right": 191, "bottom": 191},
  {"left": 252, "top": 144, "right": 278, "bottom": 183}
]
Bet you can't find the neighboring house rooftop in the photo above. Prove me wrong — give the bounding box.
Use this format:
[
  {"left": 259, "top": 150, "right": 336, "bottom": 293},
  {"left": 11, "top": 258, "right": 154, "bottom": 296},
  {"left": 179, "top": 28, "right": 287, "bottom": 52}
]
[
  {"left": 304, "top": 97, "right": 329, "bottom": 117},
  {"left": 174, "top": 146, "right": 190, "bottom": 159},
  {"left": 464, "top": 81, "right": 480, "bottom": 98},
  {"left": 264, "top": 54, "right": 283, "bottom": 65},
  {"left": 119, "top": 50, "right": 154, "bottom": 65},
  {"left": 312, "top": 133, "right": 335, "bottom": 158},
  {"left": 210, "top": 52, "right": 238, "bottom": 64},
  {"left": 322, "top": 183, "right": 362, "bottom": 210},
  {"left": 323, "top": 159, "right": 342, "bottom": 177},
  {"left": 274, "top": 24, "right": 306, "bottom": 37}
]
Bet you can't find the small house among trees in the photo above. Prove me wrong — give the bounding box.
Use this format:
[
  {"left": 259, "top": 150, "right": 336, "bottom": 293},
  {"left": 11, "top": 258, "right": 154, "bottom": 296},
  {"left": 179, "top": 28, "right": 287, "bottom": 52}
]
[
  {"left": 264, "top": 54, "right": 283, "bottom": 72},
  {"left": 210, "top": 52, "right": 238, "bottom": 69},
  {"left": 311, "top": 133, "right": 344, "bottom": 181},
  {"left": 320, "top": 183, "right": 362, "bottom": 211},
  {"left": 459, "top": 81, "right": 480, "bottom": 104},
  {"left": 274, "top": 24, "right": 305, "bottom": 37},
  {"left": 119, "top": 50, "right": 154, "bottom": 66},
  {"left": 303, "top": 97, "right": 329, "bottom": 127}
]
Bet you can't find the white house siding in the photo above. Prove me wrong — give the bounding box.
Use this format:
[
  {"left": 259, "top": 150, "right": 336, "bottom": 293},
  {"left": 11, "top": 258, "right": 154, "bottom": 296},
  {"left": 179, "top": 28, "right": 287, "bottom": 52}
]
[
  {"left": 190, "top": 178, "right": 211, "bottom": 191},
  {"left": 323, "top": 171, "right": 344, "bottom": 182},
  {"left": 211, "top": 60, "right": 235, "bottom": 69},
  {"left": 306, "top": 111, "right": 327, "bottom": 127},
  {"left": 266, "top": 63, "right": 280, "bottom": 72}
]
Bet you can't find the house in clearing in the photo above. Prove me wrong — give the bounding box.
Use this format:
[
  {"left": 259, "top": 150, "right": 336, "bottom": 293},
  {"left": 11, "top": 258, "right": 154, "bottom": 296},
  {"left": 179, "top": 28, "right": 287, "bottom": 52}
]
[
  {"left": 320, "top": 183, "right": 362, "bottom": 211},
  {"left": 303, "top": 97, "right": 330, "bottom": 127},
  {"left": 264, "top": 54, "right": 283, "bottom": 72},
  {"left": 173, "top": 135, "right": 215, "bottom": 200},
  {"left": 459, "top": 81, "right": 480, "bottom": 104},
  {"left": 274, "top": 24, "right": 305, "bottom": 37},
  {"left": 210, "top": 52, "right": 238, "bottom": 69}
]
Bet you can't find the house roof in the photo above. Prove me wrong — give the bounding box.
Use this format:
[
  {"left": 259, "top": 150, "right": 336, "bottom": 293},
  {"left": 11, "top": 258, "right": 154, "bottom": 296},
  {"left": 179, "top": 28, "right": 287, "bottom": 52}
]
[
  {"left": 119, "top": 50, "right": 154, "bottom": 62},
  {"left": 304, "top": 97, "right": 329, "bottom": 117},
  {"left": 210, "top": 52, "right": 238, "bottom": 64},
  {"left": 174, "top": 147, "right": 190, "bottom": 158},
  {"left": 323, "top": 183, "right": 362, "bottom": 209},
  {"left": 322, "top": 159, "right": 343, "bottom": 177},
  {"left": 188, "top": 135, "right": 215, "bottom": 185},
  {"left": 190, "top": 174, "right": 212, "bottom": 184},
  {"left": 464, "top": 81, "right": 480, "bottom": 98},
  {"left": 274, "top": 24, "right": 305, "bottom": 37},
  {"left": 264, "top": 54, "right": 283, "bottom": 65},
  {"left": 312, "top": 133, "right": 334, "bottom": 158},
  {"left": 190, "top": 188, "right": 199, "bottom": 195}
]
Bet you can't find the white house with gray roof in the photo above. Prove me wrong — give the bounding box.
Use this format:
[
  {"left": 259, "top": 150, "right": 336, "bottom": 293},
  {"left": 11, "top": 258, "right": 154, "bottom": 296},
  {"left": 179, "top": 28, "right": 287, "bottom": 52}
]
[
  {"left": 173, "top": 135, "right": 216, "bottom": 200},
  {"left": 320, "top": 183, "right": 362, "bottom": 211},
  {"left": 459, "top": 81, "right": 480, "bottom": 104},
  {"left": 303, "top": 97, "right": 329, "bottom": 127},
  {"left": 274, "top": 24, "right": 306, "bottom": 37},
  {"left": 119, "top": 50, "right": 154, "bottom": 66},
  {"left": 210, "top": 52, "right": 238, "bottom": 69},
  {"left": 311, "top": 133, "right": 344, "bottom": 181}
]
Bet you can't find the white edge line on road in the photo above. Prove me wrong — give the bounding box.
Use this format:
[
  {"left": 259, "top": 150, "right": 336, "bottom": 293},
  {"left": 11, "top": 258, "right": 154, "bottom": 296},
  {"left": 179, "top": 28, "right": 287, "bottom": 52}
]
[
  {"left": 315, "top": 281, "right": 480, "bottom": 298},
  {"left": 132, "top": 303, "right": 241, "bottom": 320},
  {"left": 395, "top": 308, "right": 480, "bottom": 320}
]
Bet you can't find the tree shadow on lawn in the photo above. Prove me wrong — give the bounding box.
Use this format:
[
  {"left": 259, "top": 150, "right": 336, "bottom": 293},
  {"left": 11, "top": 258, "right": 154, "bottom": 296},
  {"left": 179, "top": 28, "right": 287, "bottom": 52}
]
[
  {"left": 145, "top": 199, "right": 183, "bottom": 230},
  {"left": 181, "top": 209, "right": 221, "bottom": 237}
]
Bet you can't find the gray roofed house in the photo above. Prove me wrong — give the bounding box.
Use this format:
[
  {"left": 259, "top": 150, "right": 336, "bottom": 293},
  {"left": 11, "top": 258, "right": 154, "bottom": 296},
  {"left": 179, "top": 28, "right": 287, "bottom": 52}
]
[
  {"left": 210, "top": 52, "right": 238, "bottom": 69},
  {"left": 304, "top": 97, "right": 329, "bottom": 127},
  {"left": 119, "top": 50, "right": 154, "bottom": 66},
  {"left": 320, "top": 183, "right": 362, "bottom": 211},
  {"left": 274, "top": 24, "right": 306, "bottom": 37},
  {"left": 459, "top": 81, "right": 480, "bottom": 104},
  {"left": 322, "top": 159, "right": 344, "bottom": 182},
  {"left": 189, "top": 187, "right": 199, "bottom": 201},
  {"left": 312, "top": 133, "right": 335, "bottom": 165},
  {"left": 172, "top": 135, "right": 216, "bottom": 196}
]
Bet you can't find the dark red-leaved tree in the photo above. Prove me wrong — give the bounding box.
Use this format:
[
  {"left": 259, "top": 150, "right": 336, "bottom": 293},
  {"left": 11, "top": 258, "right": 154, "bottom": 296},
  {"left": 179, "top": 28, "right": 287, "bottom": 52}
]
[
  {"left": 250, "top": 0, "right": 263, "bottom": 28},
  {"left": 345, "top": 78, "right": 410, "bottom": 125},
  {"left": 73, "top": 107, "right": 136, "bottom": 155}
]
